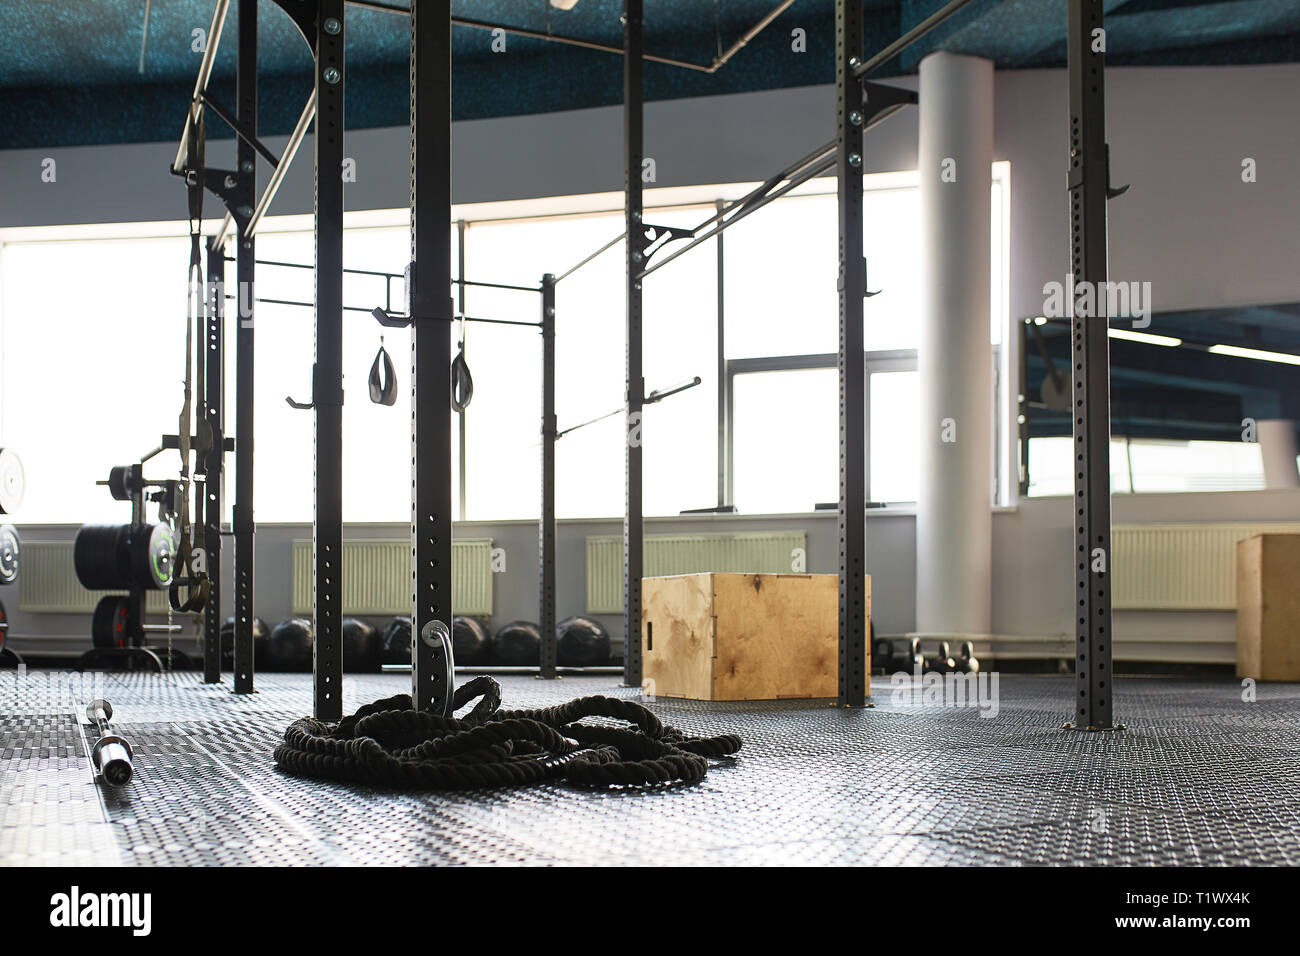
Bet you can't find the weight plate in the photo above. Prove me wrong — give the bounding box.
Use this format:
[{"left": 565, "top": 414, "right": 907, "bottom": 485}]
[
  {"left": 131, "top": 523, "right": 175, "bottom": 590},
  {"left": 108, "top": 466, "right": 129, "bottom": 501},
  {"left": 0, "top": 524, "right": 19, "bottom": 585},
  {"left": 0, "top": 448, "right": 25, "bottom": 514},
  {"left": 91, "top": 595, "right": 132, "bottom": 649},
  {"left": 74, "top": 524, "right": 132, "bottom": 591}
]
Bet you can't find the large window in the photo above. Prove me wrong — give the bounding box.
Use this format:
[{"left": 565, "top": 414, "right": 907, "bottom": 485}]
[{"left": 0, "top": 166, "right": 1011, "bottom": 523}]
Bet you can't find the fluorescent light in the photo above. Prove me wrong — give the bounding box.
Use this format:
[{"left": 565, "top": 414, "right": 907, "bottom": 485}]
[
  {"left": 1208, "top": 344, "right": 1300, "bottom": 366},
  {"left": 550, "top": 0, "right": 580, "bottom": 9},
  {"left": 1107, "top": 328, "right": 1182, "bottom": 347}
]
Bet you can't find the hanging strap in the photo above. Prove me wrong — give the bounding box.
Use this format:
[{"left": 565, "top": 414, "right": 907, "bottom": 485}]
[
  {"left": 368, "top": 339, "right": 398, "bottom": 406},
  {"left": 170, "top": 104, "right": 209, "bottom": 614}
]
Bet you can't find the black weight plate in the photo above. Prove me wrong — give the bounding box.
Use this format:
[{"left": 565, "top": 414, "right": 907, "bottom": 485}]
[
  {"left": 91, "top": 595, "right": 131, "bottom": 649},
  {"left": 74, "top": 524, "right": 131, "bottom": 590},
  {"left": 108, "top": 466, "right": 130, "bottom": 501},
  {"left": 0, "top": 524, "right": 18, "bottom": 585},
  {"left": 0, "top": 448, "right": 24, "bottom": 514},
  {"left": 131, "top": 523, "right": 175, "bottom": 589}
]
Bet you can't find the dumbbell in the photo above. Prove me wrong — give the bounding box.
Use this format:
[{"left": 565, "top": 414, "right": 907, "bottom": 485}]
[
  {"left": 926, "top": 640, "right": 956, "bottom": 675},
  {"left": 954, "top": 640, "right": 980, "bottom": 674},
  {"left": 84, "top": 698, "right": 134, "bottom": 787}
]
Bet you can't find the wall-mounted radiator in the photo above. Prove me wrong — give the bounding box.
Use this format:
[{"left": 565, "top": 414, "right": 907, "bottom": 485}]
[
  {"left": 1112, "top": 522, "right": 1300, "bottom": 610},
  {"left": 586, "top": 531, "right": 807, "bottom": 614},
  {"left": 291, "top": 538, "right": 494, "bottom": 617}
]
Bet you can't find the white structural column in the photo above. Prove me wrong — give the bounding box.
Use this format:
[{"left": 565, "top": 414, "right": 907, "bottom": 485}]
[
  {"left": 1259, "top": 419, "right": 1300, "bottom": 489},
  {"left": 916, "top": 52, "right": 995, "bottom": 638}
]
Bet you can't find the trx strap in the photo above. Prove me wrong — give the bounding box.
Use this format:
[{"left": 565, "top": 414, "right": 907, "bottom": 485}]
[
  {"left": 451, "top": 317, "right": 473, "bottom": 413},
  {"left": 170, "top": 104, "right": 210, "bottom": 614},
  {"left": 274, "top": 675, "right": 742, "bottom": 790},
  {"left": 368, "top": 337, "right": 397, "bottom": 406}
]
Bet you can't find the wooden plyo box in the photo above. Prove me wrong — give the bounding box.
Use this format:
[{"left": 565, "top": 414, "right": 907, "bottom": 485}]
[
  {"left": 641, "top": 572, "right": 870, "bottom": 701},
  {"left": 1236, "top": 534, "right": 1300, "bottom": 682}
]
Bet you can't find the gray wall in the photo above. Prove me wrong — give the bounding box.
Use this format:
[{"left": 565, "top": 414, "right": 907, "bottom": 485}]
[{"left": 4, "top": 62, "right": 1299, "bottom": 664}]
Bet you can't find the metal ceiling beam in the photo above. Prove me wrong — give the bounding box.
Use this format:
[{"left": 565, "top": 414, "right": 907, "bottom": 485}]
[{"left": 346, "top": 0, "right": 795, "bottom": 74}]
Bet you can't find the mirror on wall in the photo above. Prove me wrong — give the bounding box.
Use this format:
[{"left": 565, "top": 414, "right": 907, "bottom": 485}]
[{"left": 1018, "top": 302, "right": 1300, "bottom": 496}]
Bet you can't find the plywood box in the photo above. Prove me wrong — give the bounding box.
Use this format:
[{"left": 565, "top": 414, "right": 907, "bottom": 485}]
[
  {"left": 642, "top": 572, "right": 870, "bottom": 701},
  {"left": 1237, "top": 534, "right": 1300, "bottom": 682}
]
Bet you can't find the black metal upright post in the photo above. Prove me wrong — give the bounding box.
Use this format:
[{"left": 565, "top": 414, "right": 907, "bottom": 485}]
[
  {"left": 312, "top": 0, "right": 345, "bottom": 719},
  {"left": 409, "top": 1, "right": 454, "bottom": 714},
  {"left": 202, "top": 243, "right": 225, "bottom": 684},
  {"left": 835, "top": 0, "right": 868, "bottom": 707},
  {"left": 623, "top": 0, "right": 645, "bottom": 690},
  {"left": 231, "top": 0, "right": 257, "bottom": 694},
  {"left": 539, "top": 274, "right": 558, "bottom": 679},
  {"left": 1067, "top": 0, "right": 1116, "bottom": 730}
]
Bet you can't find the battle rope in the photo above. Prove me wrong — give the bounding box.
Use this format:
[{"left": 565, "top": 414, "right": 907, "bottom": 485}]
[{"left": 274, "top": 676, "right": 742, "bottom": 790}]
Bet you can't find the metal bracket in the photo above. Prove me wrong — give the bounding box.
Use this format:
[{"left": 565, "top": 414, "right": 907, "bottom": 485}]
[
  {"left": 266, "top": 0, "right": 318, "bottom": 52},
  {"left": 285, "top": 363, "right": 343, "bottom": 410},
  {"left": 861, "top": 80, "right": 918, "bottom": 119},
  {"left": 639, "top": 221, "right": 696, "bottom": 263},
  {"left": 198, "top": 92, "right": 279, "bottom": 168},
  {"left": 1105, "top": 145, "right": 1129, "bottom": 199},
  {"left": 838, "top": 256, "right": 881, "bottom": 298}
]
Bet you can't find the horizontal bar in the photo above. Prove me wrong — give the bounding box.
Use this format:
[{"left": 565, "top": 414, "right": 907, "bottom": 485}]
[
  {"left": 639, "top": 152, "right": 836, "bottom": 279},
  {"left": 555, "top": 231, "right": 626, "bottom": 284},
  {"left": 639, "top": 101, "right": 908, "bottom": 280},
  {"left": 853, "top": 0, "right": 974, "bottom": 79},
  {"left": 646, "top": 376, "right": 702, "bottom": 403},
  {"left": 228, "top": 255, "right": 401, "bottom": 280},
  {"left": 458, "top": 278, "right": 542, "bottom": 294},
  {"left": 172, "top": 0, "right": 232, "bottom": 174},
  {"left": 230, "top": 256, "right": 537, "bottom": 293}
]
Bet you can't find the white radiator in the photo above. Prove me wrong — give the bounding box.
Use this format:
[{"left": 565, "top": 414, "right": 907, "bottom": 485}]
[
  {"left": 586, "top": 531, "right": 808, "bottom": 614},
  {"left": 291, "top": 538, "right": 494, "bottom": 616},
  {"left": 17, "top": 542, "right": 171, "bottom": 614},
  {"left": 1113, "top": 522, "right": 1300, "bottom": 610}
]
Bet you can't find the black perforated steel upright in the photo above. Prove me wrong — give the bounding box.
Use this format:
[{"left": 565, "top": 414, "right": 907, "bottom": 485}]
[
  {"left": 1067, "top": 0, "right": 1116, "bottom": 730},
  {"left": 312, "top": 0, "right": 345, "bottom": 719},
  {"left": 203, "top": 244, "right": 225, "bottom": 684},
  {"left": 623, "top": 0, "right": 645, "bottom": 690},
  {"left": 540, "top": 274, "right": 558, "bottom": 679},
  {"left": 835, "top": 0, "right": 868, "bottom": 707},
  {"left": 231, "top": 0, "right": 257, "bottom": 694},
  {"left": 409, "top": 2, "right": 454, "bottom": 713}
]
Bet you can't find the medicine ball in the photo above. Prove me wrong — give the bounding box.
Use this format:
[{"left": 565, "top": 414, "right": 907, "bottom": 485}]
[
  {"left": 219, "top": 616, "right": 269, "bottom": 667},
  {"left": 557, "top": 615, "right": 611, "bottom": 667},
  {"left": 380, "top": 616, "right": 411, "bottom": 666},
  {"left": 493, "top": 620, "right": 541, "bottom": 666},
  {"left": 451, "top": 615, "right": 491, "bottom": 666},
  {"left": 268, "top": 618, "right": 314, "bottom": 671},
  {"left": 342, "top": 617, "right": 380, "bottom": 672}
]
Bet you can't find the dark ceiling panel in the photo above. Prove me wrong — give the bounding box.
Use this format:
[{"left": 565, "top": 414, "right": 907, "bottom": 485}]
[{"left": 0, "top": 0, "right": 1296, "bottom": 148}]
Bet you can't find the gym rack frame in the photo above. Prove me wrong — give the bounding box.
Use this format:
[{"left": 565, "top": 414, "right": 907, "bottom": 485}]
[{"left": 172, "top": 0, "right": 1117, "bottom": 726}]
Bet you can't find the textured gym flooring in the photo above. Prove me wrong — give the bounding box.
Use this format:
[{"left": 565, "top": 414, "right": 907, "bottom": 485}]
[{"left": 2, "top": 668, "right": 1299, "bottom": 866}]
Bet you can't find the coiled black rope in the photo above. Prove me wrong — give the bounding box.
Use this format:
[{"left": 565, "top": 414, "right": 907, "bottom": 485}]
[{"left": 274, "top": 676, "right": 742, "bottom": 790}]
